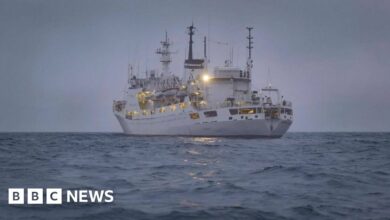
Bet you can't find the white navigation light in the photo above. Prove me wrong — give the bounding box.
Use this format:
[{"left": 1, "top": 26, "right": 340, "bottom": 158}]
[{"left": 202, "top": 73, "right": 210, "bottom": 82}]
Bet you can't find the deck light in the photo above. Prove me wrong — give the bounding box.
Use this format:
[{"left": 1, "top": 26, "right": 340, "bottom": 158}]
[{"left": 202, "top": 73, "right": 210, "bottom": 82}]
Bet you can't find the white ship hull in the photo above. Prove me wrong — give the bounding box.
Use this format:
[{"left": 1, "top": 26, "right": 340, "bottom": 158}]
[
  {"left": 115, "top": 107, "right": 292, "bottom": 137},
  {"left": 113, "top": 26, "right": 293, "bottom": 137}
]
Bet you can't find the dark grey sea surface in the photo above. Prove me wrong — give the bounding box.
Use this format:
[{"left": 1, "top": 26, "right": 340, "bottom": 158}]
[{"left": 0, "top": 132, "right": 389, "bottom": 220}]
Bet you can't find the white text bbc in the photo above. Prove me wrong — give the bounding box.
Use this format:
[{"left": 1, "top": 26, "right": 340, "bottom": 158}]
[{"left": 8, "top": 188, "right": 114, "bottom": 205}]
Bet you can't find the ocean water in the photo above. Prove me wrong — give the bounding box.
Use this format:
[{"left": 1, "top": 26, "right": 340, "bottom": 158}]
[{"left": 0, "top": 132, "right": 389, "bottom": 220}]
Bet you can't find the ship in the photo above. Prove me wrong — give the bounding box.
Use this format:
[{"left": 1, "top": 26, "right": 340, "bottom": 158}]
[{"left": 113, "top": 24, "right": 293, "bottom": 137}]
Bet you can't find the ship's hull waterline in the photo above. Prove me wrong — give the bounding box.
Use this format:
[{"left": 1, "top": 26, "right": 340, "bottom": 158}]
[{"left": 115, "top": 114, "right": 292, "bottom": 137}]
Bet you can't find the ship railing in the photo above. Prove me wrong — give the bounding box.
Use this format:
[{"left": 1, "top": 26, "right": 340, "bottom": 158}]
[
  {"left": 194, "top": 99, "right": 292, "bottom": 111},
  {"left": 262, "top": 101, "right": 293, "bottom": 119},
  {"left": 224, "top": 101, "right": 262, "bottom": 108},
  {"left": 263, "top": 108, "right": 280, "bottom": 119},
  {"left": 194, "top": 101, "right": 262, "bottom": 111}
]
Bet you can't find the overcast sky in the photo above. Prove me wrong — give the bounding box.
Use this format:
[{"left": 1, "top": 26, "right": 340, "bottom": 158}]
[{"left": 0, "top": 0, "right": 389, "bottom": 132}]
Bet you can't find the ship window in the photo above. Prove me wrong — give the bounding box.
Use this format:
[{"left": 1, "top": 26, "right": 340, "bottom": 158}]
[
  {"left": 229, "top": 109, "right": 238, "bottom": 115},
  {"left": 271, "top": 108, "right": 279, "bottom": 118},
  {"left": 126, "top": 111, "right": 140, "bottom": 119},
  {"left": 285, "top": 109, "right": 293, "bottom": 115},
  {"left": 189, "top": 112, "right": 200, "bottom": 119},
  {"left": 264, "top": 109, "right": 271, "bottom": 117},
  {"left": 229, "top": 117, "right": 232, "bottom": 120},
  {"left": 204, "top": 110, "right": 217, "bottom": 117},
  {"left": 239, "top": 108, "right": 256, "bottom": 114},
  {"left": 125, "top": 111, "right": 133, "bottom": 120},
  {"left": 179, "top": 102, "right": 188, "bottom": 109},
  {"left": 281, "top": 108, "right": 285, "bottom": 114},
  {"left": 257, "top": 108, "right": 262, "bottom": 113}
]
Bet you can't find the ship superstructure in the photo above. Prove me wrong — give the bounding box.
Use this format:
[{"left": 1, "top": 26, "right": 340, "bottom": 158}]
[{"left": 113, "top": 25, "right": 293, "bottom": 137}]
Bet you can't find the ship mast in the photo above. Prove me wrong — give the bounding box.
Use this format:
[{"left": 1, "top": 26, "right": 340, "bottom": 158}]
[
  {"left": 187, "top": 23, "right": 195, "bottom": 60},
  {"left": 156, "top": 31, "right": 172, "bottom": 77},
  {"left": 203, "top": 36, "right": 207, "bottom": 59},
  {"left": 246, "top": 27, "right": 253, "bottom": 77},
  {"left": 128, "top": 64, "right": 133, "bottom": 83},
  {"left": 184, "top": 23, "right": 205, "bottom": 81},
  {"left": 203, "top": 36, "right": 208, "bottom": 68}
]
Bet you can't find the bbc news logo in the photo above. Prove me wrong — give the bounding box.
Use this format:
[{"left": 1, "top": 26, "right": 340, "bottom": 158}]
[{"left": 8, "top": 188, "right": 114, "bottom": 205}]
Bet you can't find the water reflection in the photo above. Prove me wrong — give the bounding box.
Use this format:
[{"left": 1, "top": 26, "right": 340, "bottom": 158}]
[
  {"left": 191, "top": 137, "right": 218, "bottom": 144},
  {"left": 187, "top": 149, "right": 201, "bottom": 155}
]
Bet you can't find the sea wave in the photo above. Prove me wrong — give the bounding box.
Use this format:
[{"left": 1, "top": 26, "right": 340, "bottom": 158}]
[{"left": 1, "top": 132, "right": 390, "bottom": 219}]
